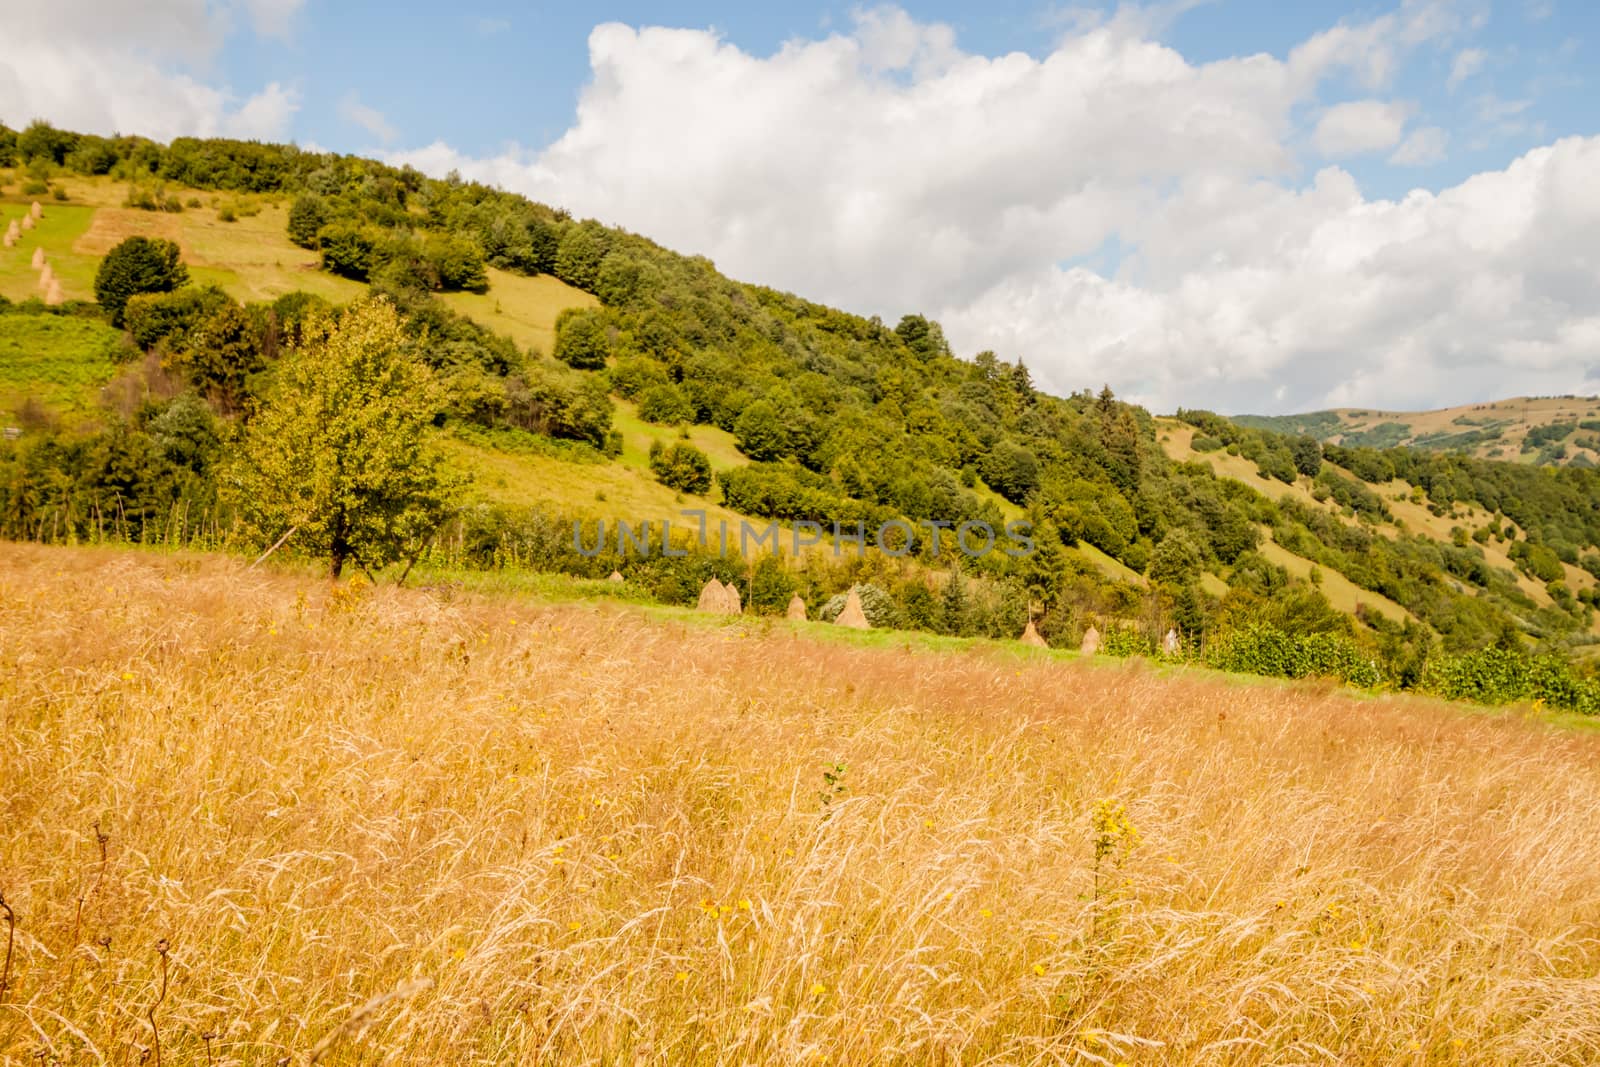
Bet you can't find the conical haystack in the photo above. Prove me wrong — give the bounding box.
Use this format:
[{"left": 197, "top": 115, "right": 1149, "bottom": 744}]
[
  {"left": 1019, "top": 619, "right": 1048, "bottom": 648},
  {"left": 722, "top": 581, "right": 742, "bottom": 615},
  {"left": 2, "top": 231, "right": 13, "bottom": 249},
  {"left": 697, "top": 577, "right": 728, "bottom": 613},
  {"left": 30, "top": 201, "right": 42, "bottom": 220},
  {"left": 38, "top": 264, "right": 53, "bottom": 291},
  {"left": 30, "top": 247, "right": 44, "bottom": 269},
  {"left": 607, "top": 570, "right": 624, "bottom": 583},
  {"left": 44, "top": 278, "right": 64, "bottom": 306},
  {"left": 1080, "top": 625, "right": 1100, "bottom": 656},
  {"left": 4, "top": 219, "right": 18, "bottom": 242},
  {"left": 785, "top": 594, "right": 807, "bottom": 621},
  {"left": 1162, "top": 628, "right": 1180, "bottom": 655},
  {"left": 835, "top": 586, "right": 870, "bottom": 630},
  {"left": 20, "top": 214, "right": 34, "bottom": 231}
]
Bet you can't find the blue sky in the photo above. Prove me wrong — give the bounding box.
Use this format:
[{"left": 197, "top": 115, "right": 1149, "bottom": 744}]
[
  {"left": 215, "top": 1, "right": 1596, "bottom": 200},
  {"left": 5, "top": 1, "right": 1600, "bottom": 413}
]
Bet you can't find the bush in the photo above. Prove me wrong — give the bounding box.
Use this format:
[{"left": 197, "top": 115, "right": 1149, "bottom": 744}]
[
  {"left": 94, "top": 236, "right": 189, "bottom": 327},
  {"left": 648, "top": 440, "right": 712, "bottom": 495},
  {"left": 552, "top": 308, "right": 610, "bottom": 370},
  {"left": 1207, "top": 624, "right": 1380, "bottom": 687},
  {"left": 286, "top": 195, "right": 327, "bottom": 249},
  {"left": 317, "top": 222, "right": 379, "bottom": 280},
  {"left": 123, "top": 285, "right": 233, "bottom": 351},
  {"left": 637, "top": 383, "right": 693, "bottom": 425}
]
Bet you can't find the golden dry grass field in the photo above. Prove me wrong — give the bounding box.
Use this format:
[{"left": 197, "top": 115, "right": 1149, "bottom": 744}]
[{"left": 4, "top": 544, "right": 1600, "bottom": 1065}]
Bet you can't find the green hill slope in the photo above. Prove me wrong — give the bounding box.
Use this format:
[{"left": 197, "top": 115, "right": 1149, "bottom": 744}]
[{"left": 3, "top": 122, "right": 1600, "bottom": 715}]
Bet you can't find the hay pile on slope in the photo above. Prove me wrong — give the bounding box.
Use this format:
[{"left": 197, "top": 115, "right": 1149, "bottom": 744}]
[
  {"left": 2, "top": 220, "right": 17, "bottom": 247},
  {"left": 1019, "top": 620, "right": 1048, "bottom": 648},
  {"left": 698, "top": 578, "right": 737, "bottom": 614},
  {"left": 1080, "top": 625, "right": 1100, "bottom": 655},
  {"left": 31, "top": 246, "right": 44, "bottom": 269},
  {"left": 30, "top": 200, "right": 42, "bottom": 220},
  {"left": 44, "top": 278, "right": 64, "bottom": 306},
  {"left": 834, "top": 586, "right": 870, "bottom": 629},
  {"left": 38, "top": 264, "right": 54, "bottom": 291},
  {"left": 20, "top": 213, "right": 34, "bottom": 231},
  {"left": 786, "top": 594, "right": 807, "bottom": 621},
  {"left": 723, "top": 581, "right": 742, "bottom": 614},
  {"left": 607, "top": 570, "right": 624, "bottom": 583}
]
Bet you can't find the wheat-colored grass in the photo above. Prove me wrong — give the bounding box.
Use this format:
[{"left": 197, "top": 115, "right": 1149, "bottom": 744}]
[{"left": 3, "top": 543, "right": 1600, "bottom": 1065}]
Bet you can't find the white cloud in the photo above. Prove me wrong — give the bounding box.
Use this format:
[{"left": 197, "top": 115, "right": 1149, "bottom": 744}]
[
  {"left": 1313, "top": 99, "right": 1412, "bottom": 157},
  {"left": 1447, "top": 47, "right": 1485, "bottom": 90},
  {"left": 339, "top": 92, "right": 397, "bottom": 143},
  {"left": 0, "top": 0, "right": 299, "bottom": 141},
  {"left": 1389, "top": 125, "right": 1448, "bottom": 166},
  {"left": 384, "top": 5, "right": 1600, "bottom": 414}
]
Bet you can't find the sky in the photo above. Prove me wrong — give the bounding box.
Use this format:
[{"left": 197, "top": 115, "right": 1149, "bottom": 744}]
[{"left": 2, "top": 0, "right": 1598, "bottom": 415}]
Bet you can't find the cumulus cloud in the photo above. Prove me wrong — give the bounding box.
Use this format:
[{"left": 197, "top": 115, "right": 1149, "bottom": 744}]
[
  {"left": 0, "top": 0, "right": 300, "bottom": 141},
  {"left": 388, "top": 4, "right": 1600, "bottom": 414},
  {"left": 1313, "top": 99, "right": 1413, "bottom": 157}
]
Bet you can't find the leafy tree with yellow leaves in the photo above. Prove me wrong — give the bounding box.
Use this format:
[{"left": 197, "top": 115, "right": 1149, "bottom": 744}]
[{"left": 225, "top": 298, "right": 463, "bottom": 578}]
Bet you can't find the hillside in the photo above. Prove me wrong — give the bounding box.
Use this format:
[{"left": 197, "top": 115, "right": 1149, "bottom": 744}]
[
  {"left": 6, "top": 545, "right": 1600, "bottom": 1064},
  {"left": 5, "top": 123, "right": 1600, "bottom": 714},
  {"left": 1236, "top": 396, "right": 1600, "bottom": 467}
]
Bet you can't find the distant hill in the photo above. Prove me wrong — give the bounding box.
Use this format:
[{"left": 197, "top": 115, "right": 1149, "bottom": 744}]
[{"left": 1236, "top": 396, "right": 1600, "bottom": 467}]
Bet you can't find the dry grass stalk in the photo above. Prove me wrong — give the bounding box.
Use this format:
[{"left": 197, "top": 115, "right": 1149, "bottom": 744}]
[{"left": 3, "top": 543, "right": 1600, "bottom": 1064}]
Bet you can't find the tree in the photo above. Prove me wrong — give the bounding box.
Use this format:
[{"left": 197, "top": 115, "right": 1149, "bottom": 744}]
[
  {"left": 1148, "top": 529, "right": 1204, "bottom": 586},
  {"left": 223, "top": 299, "right": 463, "bottom": 578},
  {"left": 168, "top": 302, "right": 267, "bottom": 414},
  {"left": 317, "top": 222, "right": 378, "bottom": 280},
  {"left": 286, "top": 194, "right": 328, "bottom": 249},
  {"left": 553, "top": 308, "right": 610, "bottom": 369},
  {"left": 94, "top": 237, "right": 189, "bottom": 327},
  {"left": 637, "top": 383, "right": 694, "bottom": 425},
  {"left": 1291, "top": 435, "right": 1324, "bottom": 478},
  {"left": 734, "top": 399, "right": 789, "bottom": 461},
  {"left": 649, "top": 440, "right": 712, "bottom": 494}
]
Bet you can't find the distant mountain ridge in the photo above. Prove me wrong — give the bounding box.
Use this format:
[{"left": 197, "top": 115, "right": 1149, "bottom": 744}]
[{"left": 1235, "top": 396, "right": 1600, "bottom": 467}]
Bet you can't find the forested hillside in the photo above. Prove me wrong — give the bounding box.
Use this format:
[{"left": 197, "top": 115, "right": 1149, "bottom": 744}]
[{"left": 4, "top": 119, "right": 1600, "bottom": 714}]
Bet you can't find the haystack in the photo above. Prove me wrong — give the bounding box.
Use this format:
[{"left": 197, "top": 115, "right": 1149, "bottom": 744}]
[
  {"left": 834, "top": 586, "right": 870, "bottom": 630},
  {"left": 1019, "top": 619, "right": 1048, "bottom": 648},
  {"left": 29, "top": 201, "right": 42, "bottom": 220},
  {"left": 722, "top": 581, "right": 742, "bottom": 614},
  {"left": 38, "top": 264, "right": 53, "bottom": 291},
  {"left": 4, "top": 219, "right": 18, "bottom": 245},
  {"left": 31, "top": 246, "right": 44, "bottom": 269},
  {"left": 607, "top": 570, "right": 624, "bottom": 583},
  {"left": 1162, "top": 628, "right": 1180, "bottom": 655},
  {"left": 1080, "top": 625, "right": 1100, "bottom": 656},
  {"left": 20, "top": 214, "right": 34, "bottom": 231},
  {"left": 44, "top": 279, "right": 64, "bottom": 306},
  {"left": 785, "top": 594, "right": 807, "bottom": 621},
  {"left": 697, "top": 577, "right": 729, "bottom": 613}
]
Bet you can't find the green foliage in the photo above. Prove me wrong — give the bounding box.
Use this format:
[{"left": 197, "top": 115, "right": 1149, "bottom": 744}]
[
  {"left": 223, "top": 299, "right": 464, "bottom": 577},
  {"left": 123, "top": 286, "right": 234, "bottom": 353},
  {"left": 1148, "top": 529, "right": 1203, "bottom": 586},
  {"left": 734, "top": 400, "right": 789, "bottom": 461},
  {"left": 1207, "top": 624, "right": 1381, "bottom": 687},
  {"left": 93, "top": 237, "right": 189, "bottom": 327},
  {"left": 287, "top": 194, "right": 328, "bottom": 249},
  {"left": 317, "top": 222, "right": 380, "bottom": 280},
  {"left": 636, "top": 383, "right": 693, "bottom": 425},
  {"left": 552, "top": 308, "right": 610, "bottom": 370},
  {"left": 648, "top": 440, "right": 712, "bottom": 495}
]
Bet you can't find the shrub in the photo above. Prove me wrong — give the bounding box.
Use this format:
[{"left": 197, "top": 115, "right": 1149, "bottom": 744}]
[
  {"left": 637, "top": 383, "right": 693, "bottom": 425},
  {"left": 552, "top": 308, "right": 610, "bottom": 370},
  {"left": 94, "top": 236, "right": 189, "bottom": 327},
  {"left": 649, "top": 440, "right": 712, "bottom": 495}
]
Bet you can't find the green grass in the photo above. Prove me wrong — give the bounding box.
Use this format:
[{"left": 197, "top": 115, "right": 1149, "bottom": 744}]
[
  {"left": 610, "top": 397, "right": 747, "bottom": 472},
  {"left": 438, "top": 267, "right": 597, "bottom": 355},
  {"left": 0, "top": 313, "right": 126, "bottom": 422},
  {"left": 0, "top": 201, "right": 98, "bottom": 303}
]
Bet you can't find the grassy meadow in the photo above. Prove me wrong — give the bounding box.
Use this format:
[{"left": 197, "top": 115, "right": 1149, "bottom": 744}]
[{"left": 4, "top": 543, "right": 1600, "bottom": 1064}]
